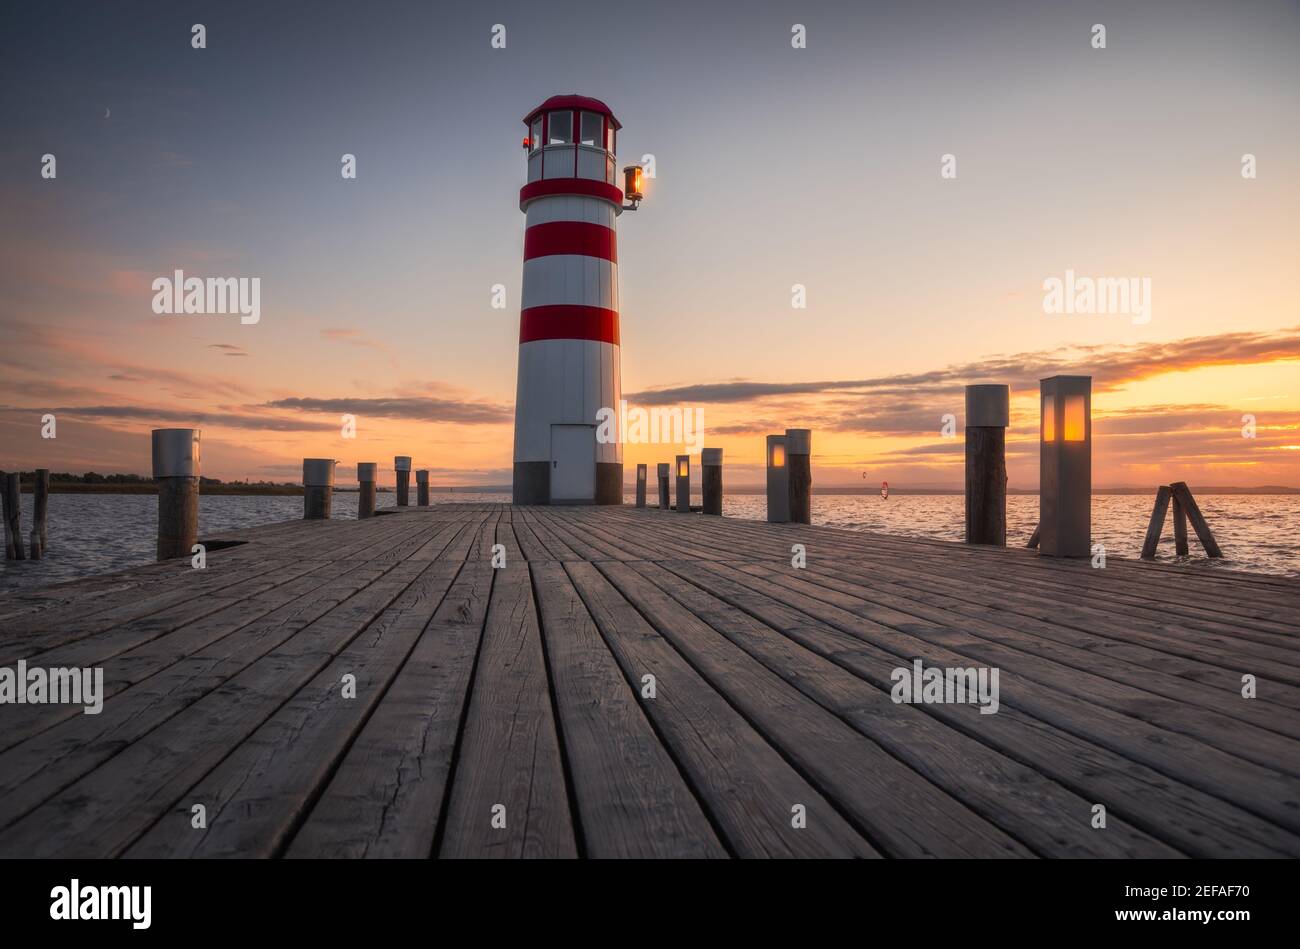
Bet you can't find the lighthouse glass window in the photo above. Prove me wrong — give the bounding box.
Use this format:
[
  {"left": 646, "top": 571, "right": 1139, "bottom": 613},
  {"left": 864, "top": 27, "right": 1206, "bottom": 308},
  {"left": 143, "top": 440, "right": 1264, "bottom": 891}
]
[
  {"left": 529, "top": 117, "right": 542, "bottom": 152},
  {"left": 547, "top": 111, "right": 572, "bottom": 145},
  {"left": 580, "top": 112, "right": 603, "bottom": 147}
]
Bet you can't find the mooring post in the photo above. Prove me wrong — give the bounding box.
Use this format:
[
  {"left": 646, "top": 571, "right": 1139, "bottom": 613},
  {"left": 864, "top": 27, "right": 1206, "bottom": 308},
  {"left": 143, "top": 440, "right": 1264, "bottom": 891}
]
[
  {"left": 1038, "top": 375, "right": 1091, "bottom": 557},
  {"left": 701, "top": 448, "right": 723, "bottom": 515},
  {"left": 152, "top": 428, "right": 200, "bottom": 561},
  {"left": 766, "top": 435, "right": 789, "bottom": 523},
  {"left": 394, "top": 456, "right": 412, "bottom": 506},
  {"left": 2, "top": 472, "right": 23, "bottom": 561},
  {"left": 1170, "top": 482, "right": 1223, "bottom": 558},
  {"left": 303, "top": 458, "right": 336, "bottom": 519},
  {"left": 964, "top": 385, "right": 1009, "bottom": 546},
  {"left": 33, "top": 468, "right": 49, "bottom": 556},
  {"left": 786, "top": 429, "right": 811, "bottom": 525},
  {"left": 635, "top": 464, "right": 647, "bottom": 508},
  {"left": 657, "top": 463, "right": 670, "bottom": 509},
  {"left": 675, "top": 455, "right": 691, "bottom": 512},
  {"left": 357, "top": 463, "right": 377, "bottom": 519},
  {"left": 1141, "top": 485, "right": 1172, "bottom": 559},
  {"left": 416, "top": 469, "right": 430, "bottom": 507},
  {"left": 1172, "top": 493, "right": 1189, "bottom": 556}
]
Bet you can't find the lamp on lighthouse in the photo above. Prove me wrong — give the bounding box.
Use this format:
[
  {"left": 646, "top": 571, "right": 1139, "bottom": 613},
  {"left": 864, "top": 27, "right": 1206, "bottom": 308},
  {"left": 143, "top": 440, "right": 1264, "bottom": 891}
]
[{"left": 623, "top": 165, "right": 644, "bottom": 208}]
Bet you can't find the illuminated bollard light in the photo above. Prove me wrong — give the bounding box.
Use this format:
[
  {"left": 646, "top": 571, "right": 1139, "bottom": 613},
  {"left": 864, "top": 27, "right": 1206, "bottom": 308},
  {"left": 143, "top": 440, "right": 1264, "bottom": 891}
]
[
  {"left": 786, "top": 429, "right": 811, "bottom": 525},
  {"left": 701, "top": 448, "right": 723, "bottom": 516},
  {"left": 394, "top": 456, "right": 412, "bottom": 506},
  {"left": 635, "top": 464, "right": 647, "bottom": 508},
  {"left": 303, "top": 458, "right": 336, "bottom": 520},
  {"left": 357, "top": 463, "right": 377, "bottom": 519},
  {"left": 657, "top": 463, "right": 670, "bottom": 510},
  {"left": 964, "top": 384, "right": 1010, "bottom": 546},
  {"left": 152, "top": 428, "right": 200, "bottom": 561},
  {"left": 416, "top": 469, "right": 430, "bottom": 507},
  {"left": 675, "top": 455, "right": 691, "bottom": 513},
  {"left": 766, "top": 435, "right": 789, "bottom": 524},
  {"left": 1039, "top": 375, "right": 1092, "bottom": 557}
]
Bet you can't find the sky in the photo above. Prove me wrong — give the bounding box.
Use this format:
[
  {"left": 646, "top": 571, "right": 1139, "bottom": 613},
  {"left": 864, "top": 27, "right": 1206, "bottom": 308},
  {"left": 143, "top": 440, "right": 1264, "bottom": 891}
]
[{"left": 1, "top": 0, "right": 1297, "bottom": 489}]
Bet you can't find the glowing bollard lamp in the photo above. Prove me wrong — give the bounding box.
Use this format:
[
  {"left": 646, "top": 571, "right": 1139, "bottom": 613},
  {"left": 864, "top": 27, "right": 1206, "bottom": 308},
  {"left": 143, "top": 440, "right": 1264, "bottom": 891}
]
[
  {"left": 675, "top": 455, "right": 691, "bottom": 513},
  {"left": 766, "top": 435, "right": 789, "bottom": 523},
  {"left": 635, "top": 464, "right": 647, "bottom": 508},
  {"left": 1039, "top": 375, "right": 1092, "bottom": 557}
]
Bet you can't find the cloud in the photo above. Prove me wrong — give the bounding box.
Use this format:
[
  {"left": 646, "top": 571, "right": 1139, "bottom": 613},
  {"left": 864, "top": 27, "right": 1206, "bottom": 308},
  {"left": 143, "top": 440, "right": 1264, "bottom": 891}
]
[
  {"left": 9, "top": 405, "right": 336, "bottom": 432},
  {"left": 262, "top": 396, "right": 512, "bottom": 425},
  {"left": 625, "top": 326, "right": 1300, "bottom": 408},
  {"left": 208, "top": 343, "right": 249, "bottom": 357}
]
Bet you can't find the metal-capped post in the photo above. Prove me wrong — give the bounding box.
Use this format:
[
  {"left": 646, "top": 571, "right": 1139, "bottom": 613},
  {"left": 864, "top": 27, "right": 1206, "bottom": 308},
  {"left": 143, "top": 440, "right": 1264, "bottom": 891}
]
[
  {"left": 152, "top": 428, "right": 201, "bottom": 560},
  {"left": 964, "top": 385, "right": 1009, "bottom": 546},
  {"left": 416, "top": 469, "right": 430, "bottom": 507},
  {"left": 357, "top": 462, "right": 377, "bottom": 519},
  {"left": 303, "top": 458, "right": 336, "bottom": 520}
]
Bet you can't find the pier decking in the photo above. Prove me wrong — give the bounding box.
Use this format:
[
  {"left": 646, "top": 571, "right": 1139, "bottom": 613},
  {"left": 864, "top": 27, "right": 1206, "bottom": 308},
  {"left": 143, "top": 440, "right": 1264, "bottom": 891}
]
[{"left": 0, "top": 504, "right": 1297, "bottom": 858}]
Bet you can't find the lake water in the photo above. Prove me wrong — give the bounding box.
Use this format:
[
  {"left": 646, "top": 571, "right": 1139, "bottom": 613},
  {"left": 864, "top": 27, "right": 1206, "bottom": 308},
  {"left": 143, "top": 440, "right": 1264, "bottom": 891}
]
[{"left": 1, "top": 491, "right": 1297, "bottom": 595}]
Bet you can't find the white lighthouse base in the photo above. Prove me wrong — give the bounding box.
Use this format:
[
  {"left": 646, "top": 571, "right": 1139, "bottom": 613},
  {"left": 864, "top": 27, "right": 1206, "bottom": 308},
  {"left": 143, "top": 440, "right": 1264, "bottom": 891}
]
[{"left": 513, "top": 461, "right": 622, "bottom": 506}]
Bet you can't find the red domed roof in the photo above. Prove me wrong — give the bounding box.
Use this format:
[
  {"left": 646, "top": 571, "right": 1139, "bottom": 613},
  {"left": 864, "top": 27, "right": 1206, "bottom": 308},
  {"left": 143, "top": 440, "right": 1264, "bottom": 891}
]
[{"left": 524, "top": 95, "right": 621, "bottom": 129}]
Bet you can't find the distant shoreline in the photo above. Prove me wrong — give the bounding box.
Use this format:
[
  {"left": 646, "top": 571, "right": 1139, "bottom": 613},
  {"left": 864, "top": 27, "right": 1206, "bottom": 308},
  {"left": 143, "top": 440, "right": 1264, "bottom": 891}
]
[{"left": 19, "top": 483, "right": 1298, "bottom": 496}]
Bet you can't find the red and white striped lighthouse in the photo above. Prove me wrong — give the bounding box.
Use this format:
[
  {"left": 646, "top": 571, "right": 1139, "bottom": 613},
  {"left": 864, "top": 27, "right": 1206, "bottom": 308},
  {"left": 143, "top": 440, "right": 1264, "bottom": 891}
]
[{"left": 513, "top": 94, "right": 634, "bottom": 505}]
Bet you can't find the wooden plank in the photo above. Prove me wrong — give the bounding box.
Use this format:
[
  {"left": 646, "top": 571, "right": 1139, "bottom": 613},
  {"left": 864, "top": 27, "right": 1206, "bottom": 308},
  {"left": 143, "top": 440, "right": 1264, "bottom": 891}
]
[
  {"left": 438, "top": 561, "right": 577, "bottom": 858},
  {"left": 526, "top": 560, "right": 726, "bottom": 857},
  {"left": 569, "top": 561, "right": 880, "bottom": 857},
  {"left": 644, "top": 559, "right": 1292, "bottom": 857},
  {"left": 0, "top": 556, "right": 439, "bottom": 858},
  {"left": 284, "top": 553, "right": 493, "bottom": 858},
  {"left": 123, "top": 557, "right": 472, "bottom": 857}
]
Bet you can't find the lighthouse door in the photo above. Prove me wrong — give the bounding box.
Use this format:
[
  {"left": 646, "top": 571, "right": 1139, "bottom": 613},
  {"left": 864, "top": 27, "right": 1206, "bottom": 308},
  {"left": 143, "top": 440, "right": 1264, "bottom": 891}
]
[{"left": 550, "top": 424, "right": 596, "bottom": 502}]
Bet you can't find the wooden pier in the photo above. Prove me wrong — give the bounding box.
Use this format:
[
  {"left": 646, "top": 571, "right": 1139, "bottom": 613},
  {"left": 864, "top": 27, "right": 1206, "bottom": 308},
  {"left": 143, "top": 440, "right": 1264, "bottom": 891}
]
[{"left": 0, "top": 504, "right": 1297, "bottom": 858}]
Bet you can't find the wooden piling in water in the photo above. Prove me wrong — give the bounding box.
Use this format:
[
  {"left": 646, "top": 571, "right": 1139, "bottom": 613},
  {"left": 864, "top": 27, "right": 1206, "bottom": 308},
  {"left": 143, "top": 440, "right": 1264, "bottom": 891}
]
[
  {"left": 356, "top": 463, "right": 377, "bottom": 519},
  {"left": 1027, "top": 524, "right": 1041, "bottom": 549},
  {"left": 1172, "top": 493, "right": 1189, "bottom": 556},
  {"left": 635, "top": 464, "right": 647, "bottom": 508},
  {"left": 1170, "top": 482, "right": 1223, "bottom": 558},
  {"left": 152, "top": 428, "right": 200, "bottom": 561},
  {"left": 303, "top": 459, "right": 335, "bottom": 520},
  {"left": 1140, "top": 485, "right": 1172, "bottom": 560},
  {"left": 786, "top": 429, "right": 811, "bottom": 525},
  {"left": 701, "top": 448, "right": 722, "bottom": 515},
  {"left": 2, "top": 472, "right": 23, "bottom": 561},
  {"left": 657, "top": 463, "right": 670, "bottom": 510},
  {"left": 416, "top": 469, "right": 430, "bottom": 507},
  {"left": 32, "top": 468, "right": 49, "bottom": 555},
  {"left": 964, "top": 385, "right": 1009, "bottom": 547},
  {"left": 394, "top": 456, "right": 411, "bottom": 506}
]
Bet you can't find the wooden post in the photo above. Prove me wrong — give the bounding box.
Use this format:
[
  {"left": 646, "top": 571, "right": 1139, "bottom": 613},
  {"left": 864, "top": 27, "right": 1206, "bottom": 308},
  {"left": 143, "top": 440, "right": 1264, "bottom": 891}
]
[
  {"left": 786, "top": 429, "right": 811, "bottom": 525},
  {"left": 33, "top": 468, "right": 49, "bottom": 554},
  {"left": 766, "top": 435, "right": 789, "bottom": 523},
  {"left": 303, "top": 458, "right": 335, "bottom": 519},
  {"left": 2, "top": 472, "right": 23, "bottom": 561},
  {"left": 701, "top": 448, "right": 723, "bottom": 516},
  {"left": 1170, "top": 482, "right": 1223, "bottom": 558},
  {"left": 657, "top": 463, "right": 670, "bottom": 510},
  {"left": 416, "top": 469, "right": 430, "bottom": 506},
  {"left": 1172, "top": 494, "right": 1189, "bottom": 556},
  {"left": 964, "top": 385, "right": 1009, "bottom": 546},
  {"left": 635, "top": 464, "right": 647, "bottom": 508},
  {"left": 357, "top": 462, "right": 377, "bottom": 519},
  {"left": 152, "top": 429, "right": 200, "bottom": 561},
  {"left": 1140, "top": 485, "right": 1171, "bottom": 560},
  {"left": 675, "top": 455, "right": 690, "bottom": 513},
  {"left": 394, "top": 456, "right": 411, "bottom": 506}
]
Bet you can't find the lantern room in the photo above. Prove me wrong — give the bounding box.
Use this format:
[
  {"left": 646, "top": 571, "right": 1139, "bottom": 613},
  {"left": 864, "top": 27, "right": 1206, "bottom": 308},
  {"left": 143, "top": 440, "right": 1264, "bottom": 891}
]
[{"left": 523, "top": 95, "right": 621, "bottom": 188}]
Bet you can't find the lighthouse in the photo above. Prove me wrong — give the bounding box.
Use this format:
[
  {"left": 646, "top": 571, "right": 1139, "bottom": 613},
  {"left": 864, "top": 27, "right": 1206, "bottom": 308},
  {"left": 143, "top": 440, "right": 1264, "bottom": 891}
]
[{"left": 513, "top": 95, "right": 640, "bottom": 505}]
